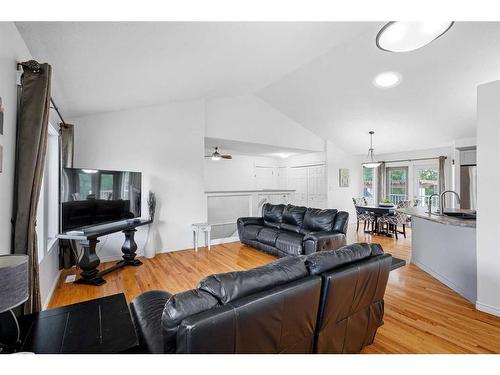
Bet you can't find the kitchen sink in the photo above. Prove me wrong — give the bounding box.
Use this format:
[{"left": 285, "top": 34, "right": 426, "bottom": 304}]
[{"left": 443, "top": 211, "right": 476, "bottom": 220}]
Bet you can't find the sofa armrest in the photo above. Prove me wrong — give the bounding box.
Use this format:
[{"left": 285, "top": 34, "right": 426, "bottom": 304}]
[
  {"left": 302, "top": 231, "right": 347, "bottom": 255},
  {"left": 237, "top": 217, "right": 264, "bottom": 227},
  {"left": 332, "top": 211, "right": 349, "bottom": 235},
  {"left": 129, "top": 290, "right": 173, "bottom": 353}
]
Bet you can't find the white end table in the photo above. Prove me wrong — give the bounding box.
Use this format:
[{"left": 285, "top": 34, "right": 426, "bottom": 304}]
[{"left": 191, "top": 223, "right": 212, "bottom": 252}]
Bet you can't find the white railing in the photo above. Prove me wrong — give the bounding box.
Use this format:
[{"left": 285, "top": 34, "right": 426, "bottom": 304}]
[
  {"left": 388, "top": 194, "right": 407, "bottom": 205},
  {"left": 388, "top": 193, "right": 439, "bottom": 208}
]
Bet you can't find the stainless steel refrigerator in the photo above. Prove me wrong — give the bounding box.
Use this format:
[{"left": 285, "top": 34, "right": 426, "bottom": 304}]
[{"left": 460, "top": 165, "right": 477, "bottom": 209}]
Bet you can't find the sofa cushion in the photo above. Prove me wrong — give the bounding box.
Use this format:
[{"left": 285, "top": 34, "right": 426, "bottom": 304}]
[
  {"left": 198, "top": 256, "right": 308, "bottom": 304},
  {"left": 256, "top": 227, "right": 281, "bottom": 246},
  {"left": 281, "top": 205, "right": 307, "bottom": 233},
  {"left": 241, "top": 225, "right": 264, "bottom": 241},
  {"left": 305, "top": 243, "right": 384, "bottom": 276},
  {"left": 275, "top": 231, "right": 305, "bottom": 256},
  {"left": 129, "top": 290, "right": 172, "bottom": 353},
  {"left": 161, "top": 289, "right": 219, "bottom": 353},
  {"left": 300, "top": 208, "right": 338, "bottom": 234},
  {"left": 262, "top": 203, "right": 285, "bottom": 229}
]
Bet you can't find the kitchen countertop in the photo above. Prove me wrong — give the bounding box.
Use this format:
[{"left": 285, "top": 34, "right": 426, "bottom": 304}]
[{"left": 398, "top": 207, "right": 476, "bottom": 228}]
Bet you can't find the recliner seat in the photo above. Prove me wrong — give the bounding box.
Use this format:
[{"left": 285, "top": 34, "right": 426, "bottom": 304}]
[{"left": 237, "top": 203, "right": 349, "bottom": 257}]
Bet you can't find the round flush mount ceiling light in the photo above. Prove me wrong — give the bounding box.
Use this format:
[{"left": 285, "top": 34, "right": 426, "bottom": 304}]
[
  {"left": 376, "top": 21, "right": 454, "bottom": 52},
  {"left": 373, "top": 71, "right": 401, "bottom": 88}
]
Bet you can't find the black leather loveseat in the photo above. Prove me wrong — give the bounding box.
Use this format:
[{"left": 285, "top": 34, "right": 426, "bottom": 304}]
[
  {"left": 130, "top": 242, "right": 392, "bottom": 354},
  {"left": 237, "top": 203, "right": 349, "bottom": 257}
]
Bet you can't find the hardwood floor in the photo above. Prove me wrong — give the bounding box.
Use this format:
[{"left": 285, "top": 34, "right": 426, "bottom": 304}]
[{"left": 48, "top": 224, "right": 500, "bottom": 354}]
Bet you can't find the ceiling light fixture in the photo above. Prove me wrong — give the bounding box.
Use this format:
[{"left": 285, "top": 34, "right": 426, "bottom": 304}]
[
  {"left": 363, "top": 131, "right": 381, "bottom": 169},
  {"left": 376, "top": 21, "right": 454, "bottom": 53},
  {"left": 373, "top": 71, "right": 401, "bottom": 88},
  {"left": 211, "top": 148, "right": 221, "bottom": 161}
]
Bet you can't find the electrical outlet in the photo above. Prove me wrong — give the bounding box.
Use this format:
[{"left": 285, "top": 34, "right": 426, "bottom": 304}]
[{"left": 65, "top": 274, "right": 76, "bottom": 283}]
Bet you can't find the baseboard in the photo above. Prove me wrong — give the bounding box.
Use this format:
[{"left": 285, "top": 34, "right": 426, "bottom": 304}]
[
  {"left": 476, "top": 301, "right": 500, "bottom": 317},
  {"left": 42, "top": 269, "right": 62, "bottom": 310},
  {"left": 411, "top": 259, "right": 476, "bottom": 304},
  {"left": 210, "top": 236, "right": 240, "bottom": 245}
]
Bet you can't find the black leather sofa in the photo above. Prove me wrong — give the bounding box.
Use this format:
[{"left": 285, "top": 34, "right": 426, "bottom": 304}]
[
  {"left": 237, "top": 203, "right": 349, "bottom": 257},
  {"left": 129, "top": 242, "right": 391, "bottom": 354}
]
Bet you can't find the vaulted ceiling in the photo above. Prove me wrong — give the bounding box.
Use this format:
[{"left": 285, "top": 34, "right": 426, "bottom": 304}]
[
  {"left": 258, "top": 22, "right": 500, "bottom": 154},
  {"left": 15, "top": 22, "right": 369, "bottom": 118},
  {"left": 16, "top": 22, "right": 500, "bottom": 154}
]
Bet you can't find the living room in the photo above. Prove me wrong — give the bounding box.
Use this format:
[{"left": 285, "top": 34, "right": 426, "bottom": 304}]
[{"left": 1, "top": 1, "right": 500, "bottom": 373}]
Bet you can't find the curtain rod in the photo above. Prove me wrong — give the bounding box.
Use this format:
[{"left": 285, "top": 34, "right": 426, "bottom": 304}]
[{"left": 17, "top": 61, "right": 67, "bottom": 126}]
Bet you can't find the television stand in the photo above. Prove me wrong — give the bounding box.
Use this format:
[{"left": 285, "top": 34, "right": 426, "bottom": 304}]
[{"left": 57, "top": 219, "right": 152, "bottom": 286}]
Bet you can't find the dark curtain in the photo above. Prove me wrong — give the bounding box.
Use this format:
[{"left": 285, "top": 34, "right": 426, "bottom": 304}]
[
  {"left": 59, "top": 123, "right": 77, "bottom": 269},
  {"left": 376, "top": 162, "right": 386, "bottom": 203},
  {"left": 12, "top": 60, "right": 52, "bottom": 314}
]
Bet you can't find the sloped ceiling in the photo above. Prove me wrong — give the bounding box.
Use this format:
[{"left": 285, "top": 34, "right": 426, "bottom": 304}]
[
  {"left": 15, "top": 22, "right": 371, "bottom": 118},
  {"left": 258, "top": 22, "right": 500, "bottom": 154}
]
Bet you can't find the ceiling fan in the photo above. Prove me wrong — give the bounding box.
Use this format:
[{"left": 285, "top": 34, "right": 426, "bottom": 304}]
[{"left": 205, "top": 147, "right": 232, "bottom": 160}]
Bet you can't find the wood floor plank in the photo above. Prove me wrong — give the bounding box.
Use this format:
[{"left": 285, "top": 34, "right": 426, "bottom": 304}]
[{"left": 48, "top": 224, "right": 500, "bottom": 353}]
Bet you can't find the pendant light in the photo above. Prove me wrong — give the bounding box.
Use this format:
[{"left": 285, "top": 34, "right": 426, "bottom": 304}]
[
  {"left": 376, "top": 21, "right": 454, "bottom": 53},
  {"left": 363, "top": 131, "right": 381, "bottom": 168}
]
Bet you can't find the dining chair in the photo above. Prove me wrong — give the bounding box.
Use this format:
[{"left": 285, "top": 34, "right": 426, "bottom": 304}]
[
  {"left": 378, "top": 200, "right": 411, "bottom": 239},
  {"left": 352, "top": 197, "right": 374, "bottom": 232}
]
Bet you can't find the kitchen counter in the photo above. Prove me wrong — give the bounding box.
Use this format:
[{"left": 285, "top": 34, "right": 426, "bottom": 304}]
[
  {"left": 402, "top": 206, "right": 477, "bottom": 303},
  {"left": 398, "top": 207, "right": 476, "bottom": 228}
]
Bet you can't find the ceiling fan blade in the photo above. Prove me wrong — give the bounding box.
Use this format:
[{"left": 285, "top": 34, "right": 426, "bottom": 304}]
[{"left": 221, "top": 155, "right": 232, "bottom": 159}]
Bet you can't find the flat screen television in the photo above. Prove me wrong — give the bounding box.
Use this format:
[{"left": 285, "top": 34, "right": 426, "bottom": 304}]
[{"left": 61, "top": 168, "right": 142, "bottom": 232}]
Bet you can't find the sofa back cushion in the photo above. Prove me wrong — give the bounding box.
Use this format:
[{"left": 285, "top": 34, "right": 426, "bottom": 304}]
[
  {"left": 198, "top": 256, "right": 308, "bottom": 304},
  {"left": 280, "top": 204, "right": 307, "bottom": 233},
  {"left": 305, "top": 243, "right": 384, "bottom": 275},
  {"left": 300, "top": 208, "right": 338, "bottom": 234},
  {"left": 176, "top": 276, "right": 322, "bottom": 353},
  {"left": 262, "top": 203, "right": 286, "bottom": 229},
  {"left": 161, "top": 289, "right": 219, "bottom": 353}
]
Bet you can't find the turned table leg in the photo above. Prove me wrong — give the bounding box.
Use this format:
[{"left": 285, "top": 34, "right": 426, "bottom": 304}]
[
  {"left": 75, "top": 238, "right": 105, "bottom": 285},
  {"left": 121, "top": 228, "right": 143, "bottom": 266}
]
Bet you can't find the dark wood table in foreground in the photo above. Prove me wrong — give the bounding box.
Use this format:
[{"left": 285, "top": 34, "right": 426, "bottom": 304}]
[{"left": 18, "top": 293, "right": 139, "bottom": 354}]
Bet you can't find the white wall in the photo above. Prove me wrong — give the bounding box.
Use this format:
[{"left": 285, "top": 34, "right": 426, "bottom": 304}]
[
  {"left": 72, "top": 100, "right": 206, "bottom": 260},
  {"left": 205, "top": 95, "right": 325, "bottom": 152},
  {"left": 0, "top": 23, "right": 31, "bottom": 253},
  {"left": 204, "top": 154, "right": 280, "bottom": 192},
  {"left": 476, "top": 80, "right": 500, "bottom": 317},
  {"left": 326, "top": 141, "right": 361, "bottom": 218}
]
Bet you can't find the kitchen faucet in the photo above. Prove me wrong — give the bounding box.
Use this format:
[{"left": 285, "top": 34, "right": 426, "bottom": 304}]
[
  {"left": 427, "top": 193, "right": 440, "bottom": 214},
  {"left": 439, "top": 190, "right": 461, "bottom": 216}
]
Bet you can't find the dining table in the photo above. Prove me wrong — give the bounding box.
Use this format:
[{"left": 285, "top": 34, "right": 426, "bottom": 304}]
[{"left": 355, "top": 204, "right": 396, "bottom": 235}]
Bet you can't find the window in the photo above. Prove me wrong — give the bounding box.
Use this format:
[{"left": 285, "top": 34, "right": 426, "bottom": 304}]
[
  {"left": 36, "top": 123, "right": 60, "bottom": 263},
  {"left": 386, "top": 166, "right": 408, "bottom": 204},
  {"left": 362, "top": 167, "right": 375, "bottom": 201},
  {"left": 414, "top": 165, "right": 439, "bottom": 209}
]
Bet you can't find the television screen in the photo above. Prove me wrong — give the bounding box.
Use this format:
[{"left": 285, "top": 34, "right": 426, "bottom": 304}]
[{"left": 61, "top": 168, "right": 142, "bottom": 232}]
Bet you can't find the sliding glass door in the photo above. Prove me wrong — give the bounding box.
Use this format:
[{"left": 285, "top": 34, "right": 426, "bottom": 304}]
[
  {"left": 413, "top": 165, "right": 439, "bottom": 209},
  {"left": 386, "top": 166, "right": 408, "bottom": 205}
]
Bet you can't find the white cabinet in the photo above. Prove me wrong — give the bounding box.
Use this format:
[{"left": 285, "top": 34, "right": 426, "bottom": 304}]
[
  {"left": 460, "top": 149, "right": 477, "bottom": 165},
  {"left": 289, "top": 164, "right": 327, "bottom": 208}
]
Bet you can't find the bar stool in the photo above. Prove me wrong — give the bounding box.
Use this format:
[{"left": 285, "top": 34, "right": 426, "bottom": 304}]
[{"left": 191, "top": 223, "right": 212, "bottom": 252}]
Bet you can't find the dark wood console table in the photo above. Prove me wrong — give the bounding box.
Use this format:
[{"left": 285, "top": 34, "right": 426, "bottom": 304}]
[{"left": 57, "top": 219, "right": 152, "bottom": 286}]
